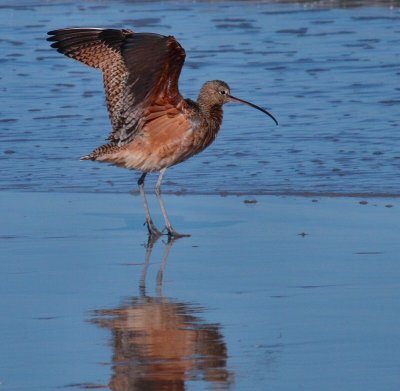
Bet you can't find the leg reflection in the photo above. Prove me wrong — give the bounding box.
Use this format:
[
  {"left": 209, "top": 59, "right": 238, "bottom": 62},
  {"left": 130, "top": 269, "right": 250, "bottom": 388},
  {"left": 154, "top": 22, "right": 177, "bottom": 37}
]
[
  {"left": 156, "top": 237, "right": 174, "bottom": 297},
  {"left": 139, "top": 234, "right": 159, "bottom": 296},
  {"left": 139, "top": 234, "right": 176, "bottom": 297},
  {"left": 91, "top": 239, "right": 234, "bottom": 391}
]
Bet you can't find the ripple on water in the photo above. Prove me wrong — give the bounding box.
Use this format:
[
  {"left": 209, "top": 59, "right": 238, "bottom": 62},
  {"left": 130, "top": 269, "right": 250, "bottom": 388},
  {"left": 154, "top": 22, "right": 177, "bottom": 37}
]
[{"left": 1, "top": 0, "right": 400, "bottom": 196}]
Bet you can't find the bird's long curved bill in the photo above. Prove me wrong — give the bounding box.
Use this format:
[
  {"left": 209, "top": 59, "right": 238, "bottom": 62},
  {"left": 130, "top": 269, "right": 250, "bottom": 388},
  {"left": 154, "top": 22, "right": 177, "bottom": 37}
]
[{"left": 228, "top": 95, "right": 278, "bottom": 126}]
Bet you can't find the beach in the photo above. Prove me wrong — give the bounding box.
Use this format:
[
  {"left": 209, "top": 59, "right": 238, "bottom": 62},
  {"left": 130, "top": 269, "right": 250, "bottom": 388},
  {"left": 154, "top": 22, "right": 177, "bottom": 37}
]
[
  {"left": 1, "top": 191, "right": 399, "bottom": 390},
  {"left": 1, "top": 0, "right": 400, "bottom": 389}
]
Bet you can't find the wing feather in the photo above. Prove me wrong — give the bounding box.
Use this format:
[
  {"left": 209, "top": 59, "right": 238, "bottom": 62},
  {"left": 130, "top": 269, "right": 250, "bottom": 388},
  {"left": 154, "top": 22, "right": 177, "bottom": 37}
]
[
  {"left": 48, "top": 28, "right": 134, "bottom": 135},
  {"left": 116, "top": 33, "right": 186, "bottom": 144},
  {"left": 47, "top": 28, "right": 188, "bottom": 146},
  {"left": 140, "top": 109, "right": 195, "bottom": 169}
]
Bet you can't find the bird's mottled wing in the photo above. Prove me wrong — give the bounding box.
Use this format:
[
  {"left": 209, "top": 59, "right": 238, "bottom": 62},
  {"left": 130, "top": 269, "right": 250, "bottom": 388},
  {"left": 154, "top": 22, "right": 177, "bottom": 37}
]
[
  {"left": 48, "top": 29, "right": 188, "bottom": 146},
  {"left": 116, "top": 33, "right": 187, "bottom": 145},
  {"left": 47, "top": 28, "right": 134, "bottom": 137}
]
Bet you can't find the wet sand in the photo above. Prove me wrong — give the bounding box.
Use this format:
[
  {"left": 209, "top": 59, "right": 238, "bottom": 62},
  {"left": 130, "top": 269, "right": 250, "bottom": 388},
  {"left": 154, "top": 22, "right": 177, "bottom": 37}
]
[{"left": 1, "top": 191, "right": 399, "bottom": 390}]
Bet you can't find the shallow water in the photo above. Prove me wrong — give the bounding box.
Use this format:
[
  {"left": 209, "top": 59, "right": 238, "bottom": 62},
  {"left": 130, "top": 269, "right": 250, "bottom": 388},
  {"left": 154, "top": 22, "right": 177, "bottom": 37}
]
[
  {"left": 1, "top": 192, "right": 399, "bottom": 390},
  {"left": 2, "top": 0, "right": 400, "bottom": 196},
  {"left": 2, "top": 3, "right": 400, "bottom": 389}
]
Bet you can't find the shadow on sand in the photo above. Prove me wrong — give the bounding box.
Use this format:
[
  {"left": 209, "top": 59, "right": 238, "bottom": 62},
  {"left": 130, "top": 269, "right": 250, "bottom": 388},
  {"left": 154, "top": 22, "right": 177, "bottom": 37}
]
[{"left": 90, "top": 236, "right": 234, "bottom": 390}]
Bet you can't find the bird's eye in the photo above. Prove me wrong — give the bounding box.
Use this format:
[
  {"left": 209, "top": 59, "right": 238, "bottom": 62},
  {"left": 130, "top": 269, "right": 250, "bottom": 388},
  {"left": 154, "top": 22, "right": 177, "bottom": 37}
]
[{"left": 219, "top": 90, "right": 226, "bottom": 95}]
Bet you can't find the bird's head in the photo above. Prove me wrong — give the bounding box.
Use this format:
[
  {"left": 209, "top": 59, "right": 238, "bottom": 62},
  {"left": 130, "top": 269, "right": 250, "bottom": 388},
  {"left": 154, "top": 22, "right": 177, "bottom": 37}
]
[
  {"left": 199, "top": 80, "right": 278, "bottom": 125},
  {"left": 198, "top": 80, "right": 232, "bottom": 105}
]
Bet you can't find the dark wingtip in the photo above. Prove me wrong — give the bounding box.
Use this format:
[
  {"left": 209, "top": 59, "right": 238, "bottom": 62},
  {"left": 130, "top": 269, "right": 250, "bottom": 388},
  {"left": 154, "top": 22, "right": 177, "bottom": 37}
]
[
  {"left": 47, "top": 30, "right": 60, "bottom": 43},
  {"left": 47, "top": 30, "right": 60, "bottom": 39}
]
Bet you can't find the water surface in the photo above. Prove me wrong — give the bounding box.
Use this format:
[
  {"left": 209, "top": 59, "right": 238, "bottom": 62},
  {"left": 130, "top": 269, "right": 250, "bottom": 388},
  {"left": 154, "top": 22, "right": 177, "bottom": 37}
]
[
  {"left": 1, "top": 0, "right": 399, "bottom": 195},
  {"left": 1, "top": 191, "right": 399, "bottom": 390}
]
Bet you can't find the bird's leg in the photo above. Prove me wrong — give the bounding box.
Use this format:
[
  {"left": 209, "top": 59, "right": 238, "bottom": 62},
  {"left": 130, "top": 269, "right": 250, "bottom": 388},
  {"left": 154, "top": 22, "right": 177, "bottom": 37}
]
[
  {"left": 155, "top": 168, "right": 190, "bottom": 238},
  {"left": 138, "top": 173, "right": 162, "bottom": 238}
]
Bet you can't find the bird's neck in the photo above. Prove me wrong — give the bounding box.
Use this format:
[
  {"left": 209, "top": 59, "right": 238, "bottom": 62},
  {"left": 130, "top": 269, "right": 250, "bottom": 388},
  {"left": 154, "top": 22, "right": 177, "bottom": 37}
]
[
  {"left": 183, "top": 98, "right": 223, "bottom": 153},
  {"left": 197, "top": 99, "right": 224, "bottom": 133}
]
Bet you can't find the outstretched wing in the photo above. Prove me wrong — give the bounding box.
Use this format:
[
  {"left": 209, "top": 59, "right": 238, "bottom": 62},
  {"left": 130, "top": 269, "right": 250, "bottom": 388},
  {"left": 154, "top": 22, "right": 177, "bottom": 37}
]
[
  {"left": 117, "top": 33, "right": 187, "bottom": 144},
  {"left": 47, "top": 28, "right": 134, "bottom": 136},
  {"left": 47, "top": 28, "right": 188, "bottom": 145}
]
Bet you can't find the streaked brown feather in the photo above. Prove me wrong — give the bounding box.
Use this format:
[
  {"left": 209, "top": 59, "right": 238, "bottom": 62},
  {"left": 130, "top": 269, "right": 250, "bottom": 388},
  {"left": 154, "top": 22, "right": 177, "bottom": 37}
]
[
  {"left": 116, "top": 33, "right": 187, "bottom": 144},
  {"left": 48, "top": 28, "right": 133, "bottom": 135},
  {"left": 47, "top": 28, "right": 187, "bottom": 146},
  {"left": 80, "top": 143, "right": 121, "bottom": 160}
]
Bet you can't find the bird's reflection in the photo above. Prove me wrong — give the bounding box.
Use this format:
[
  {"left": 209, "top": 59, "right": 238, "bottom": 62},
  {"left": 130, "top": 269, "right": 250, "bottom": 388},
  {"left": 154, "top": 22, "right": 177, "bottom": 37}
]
[{"left": 91, "top": 236, "right": 233, "bottom": 390}]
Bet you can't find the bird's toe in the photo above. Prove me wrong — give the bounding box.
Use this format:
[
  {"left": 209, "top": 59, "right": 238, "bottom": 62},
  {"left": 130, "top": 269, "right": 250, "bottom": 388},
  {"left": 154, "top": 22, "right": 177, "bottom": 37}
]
[
  {"left": 164, "top": 227, "right": 191, "bottom": 238},
  {"left": 145, "top": 220, "right": 163, "bottom": 238}
]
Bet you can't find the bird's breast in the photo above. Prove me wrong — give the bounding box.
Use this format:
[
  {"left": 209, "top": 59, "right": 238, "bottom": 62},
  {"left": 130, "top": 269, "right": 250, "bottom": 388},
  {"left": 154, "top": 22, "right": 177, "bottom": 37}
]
[{"left": 191, "top": 105, "right": 223, "bottom": 151}]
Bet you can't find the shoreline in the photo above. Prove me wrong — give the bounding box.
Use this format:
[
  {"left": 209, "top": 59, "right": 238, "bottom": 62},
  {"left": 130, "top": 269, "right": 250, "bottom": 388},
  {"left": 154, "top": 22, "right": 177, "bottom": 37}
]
[{"left": 1, "top": 188, "right": 400, "bottom": 199}]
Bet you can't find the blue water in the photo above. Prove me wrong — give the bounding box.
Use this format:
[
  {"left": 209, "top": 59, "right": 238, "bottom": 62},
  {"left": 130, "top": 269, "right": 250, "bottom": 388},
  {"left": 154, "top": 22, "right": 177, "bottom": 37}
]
[
  {"left": 1, "top": 192, "right": 399, "bottom": 390},
  {"left": 1, "top": 0, "right": 400, "bottom": 196},
  {"left": 1, "top": 3, "right": 400, "bottom": 389}
]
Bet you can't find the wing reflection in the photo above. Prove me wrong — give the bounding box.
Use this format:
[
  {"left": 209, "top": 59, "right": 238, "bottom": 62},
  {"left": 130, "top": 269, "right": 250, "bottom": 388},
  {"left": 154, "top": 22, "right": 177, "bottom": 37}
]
[{"left": 91, "top": 236, "right": 233, "bottom": 390}]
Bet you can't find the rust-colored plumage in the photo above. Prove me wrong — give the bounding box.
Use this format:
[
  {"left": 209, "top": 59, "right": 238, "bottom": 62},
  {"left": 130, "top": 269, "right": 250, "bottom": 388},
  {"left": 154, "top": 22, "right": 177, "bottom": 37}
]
[{"left": 47, "top": 27, "right": 277, "bottom": 237}]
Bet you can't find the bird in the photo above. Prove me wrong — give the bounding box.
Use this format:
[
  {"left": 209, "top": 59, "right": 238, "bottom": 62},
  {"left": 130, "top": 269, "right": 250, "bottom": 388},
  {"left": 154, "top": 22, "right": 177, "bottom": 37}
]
[{"left": 47, "top": 27, "right": 278, "bottom": 238}]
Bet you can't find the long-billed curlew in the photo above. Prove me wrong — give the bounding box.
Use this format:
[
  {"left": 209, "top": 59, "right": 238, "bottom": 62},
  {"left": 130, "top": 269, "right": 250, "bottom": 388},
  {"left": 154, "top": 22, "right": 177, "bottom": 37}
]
[{"left": 47, "top": 27, "right": 278, "bottom": 237}]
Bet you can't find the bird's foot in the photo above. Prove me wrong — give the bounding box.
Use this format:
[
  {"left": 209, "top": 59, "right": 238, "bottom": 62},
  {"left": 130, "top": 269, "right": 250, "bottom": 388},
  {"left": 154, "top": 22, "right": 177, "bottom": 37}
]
[
  {"left": 163, "top": 226, "right": 191, "bottom": 239},
  {"left": 145, "top": 220, "right": 163, "bottom": 238}
]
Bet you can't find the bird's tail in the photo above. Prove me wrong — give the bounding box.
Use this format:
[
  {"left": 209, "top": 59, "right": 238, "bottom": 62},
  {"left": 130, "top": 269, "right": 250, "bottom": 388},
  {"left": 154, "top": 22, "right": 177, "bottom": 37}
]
[
  {"left": 80, "top": 143, "right": 120, "bottom": 160},
  {"left": 80, "top": 154, "right": 93, "bottom": 161}
]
